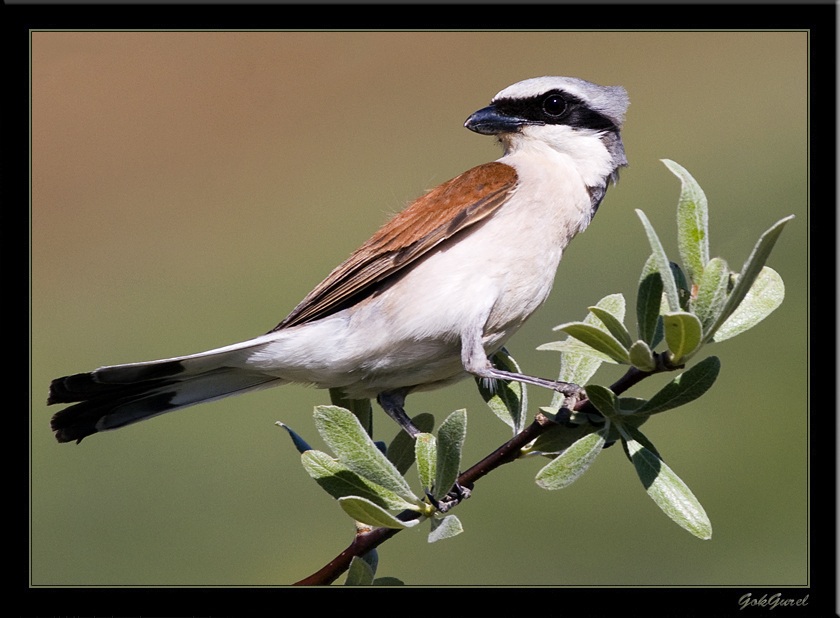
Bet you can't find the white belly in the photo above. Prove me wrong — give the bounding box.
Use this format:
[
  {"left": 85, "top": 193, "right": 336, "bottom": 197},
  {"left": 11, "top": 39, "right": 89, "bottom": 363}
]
[{"left": 247, "top": 149, "right": 594, "bottom": 398}]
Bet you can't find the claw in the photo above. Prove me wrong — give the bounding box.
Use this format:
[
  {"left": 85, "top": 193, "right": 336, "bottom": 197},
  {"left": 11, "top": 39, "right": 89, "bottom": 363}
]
[
  {"left": 554, "top": 382, "right": 583, "bottom": 412},
  {"left": 426, "top": 481, "right": 473, "bottom": 513},
  {"left": 425, "top": 490, "right": 442, "bottom": 511}
]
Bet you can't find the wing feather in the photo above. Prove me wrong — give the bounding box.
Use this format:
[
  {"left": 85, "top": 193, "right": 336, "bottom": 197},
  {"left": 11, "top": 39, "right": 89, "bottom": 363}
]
[{"left": 272, "top": 162, "right": 517, "bottom": 330}]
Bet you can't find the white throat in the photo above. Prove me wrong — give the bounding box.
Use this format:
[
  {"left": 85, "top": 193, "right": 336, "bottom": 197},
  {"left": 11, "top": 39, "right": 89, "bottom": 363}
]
[{"left": 500, "top": 124, "right": 621, "bottom": 191}]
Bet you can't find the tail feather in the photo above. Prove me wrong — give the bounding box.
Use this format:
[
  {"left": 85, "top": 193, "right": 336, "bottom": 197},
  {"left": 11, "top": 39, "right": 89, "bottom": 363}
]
[
  {"left": 48, "top": 359, "right": 187, "bottom": 404},
  {"left": 48, "top": 342, "right": 286, "bottom": 443}
]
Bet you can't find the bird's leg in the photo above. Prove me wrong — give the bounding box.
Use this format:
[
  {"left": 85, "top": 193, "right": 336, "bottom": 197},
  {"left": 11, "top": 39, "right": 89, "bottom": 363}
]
[
  {"left": 480, "top": 365, "right": 582, "bottom": 397},
  {"left": 378, "top": 389, "right": 473, "bottom": 511},
  {"left": 462, "top": 332, "right": 584, "bottom": 402},
  {"left": 377, "top": 389, "right": 423, "bottom": 438}
]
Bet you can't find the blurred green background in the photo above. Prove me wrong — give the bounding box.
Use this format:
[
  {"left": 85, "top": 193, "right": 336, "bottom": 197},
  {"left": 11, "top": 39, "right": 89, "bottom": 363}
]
[{"left": 31, "top": 31, "right": 807, "bottom": 587}]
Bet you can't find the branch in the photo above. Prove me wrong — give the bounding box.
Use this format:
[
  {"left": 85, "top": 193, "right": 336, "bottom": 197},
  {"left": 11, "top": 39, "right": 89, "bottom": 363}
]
[{"left": 295, "top": 360, "right": 665, "bottom": 585}]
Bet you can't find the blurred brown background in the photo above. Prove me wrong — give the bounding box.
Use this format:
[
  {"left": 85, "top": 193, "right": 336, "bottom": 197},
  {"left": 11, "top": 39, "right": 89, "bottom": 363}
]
[{"left": 31, "top": 31, "right": 807, "bottom": 586}]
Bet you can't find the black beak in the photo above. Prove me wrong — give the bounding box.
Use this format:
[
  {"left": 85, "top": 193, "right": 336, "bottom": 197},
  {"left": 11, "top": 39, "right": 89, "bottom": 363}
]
[{"left": 464, "top": 104, "right": 528, "bottom": 136}]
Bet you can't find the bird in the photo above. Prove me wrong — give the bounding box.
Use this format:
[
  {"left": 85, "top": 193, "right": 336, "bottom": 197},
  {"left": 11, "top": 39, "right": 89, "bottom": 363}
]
[{"left": 48, "top": 76, "right": 630, "bottom": 444}]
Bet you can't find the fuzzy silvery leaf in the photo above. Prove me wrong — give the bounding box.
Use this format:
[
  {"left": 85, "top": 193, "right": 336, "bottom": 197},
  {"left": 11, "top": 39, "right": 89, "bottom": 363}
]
[
  {"left": 584, "top": 384, "right": 620, "bottom": 419},
  {"left": 338, "top": 496, "right": 419, "bottom": 529},
  {"left": 594, "top": 293, "right": 626, "bottom": 322},
  {"left": 373, "top": 577, "right": 405, "bottom": 586},
  {"left": 329, "top": 388, "right": 373, "bottom": 436},
  {"left": 314, "top": 405, "right": 416, "bottom": 502},
  {"left": 624, "top": 432, "right": 712, "bottom": 540},
  {"left": 616, "top": 421, "right": 660, "bottom": 459},
  {"left": 636, "top": 356, "right": 720, "bottom": 415},
  {"left": 428, "top": 514, "right": 464, "bottom": 543},
  {"left": 360, "top": 548, "right": 379, "bottom": 573},
  {"left": 587, "top": 305, "right": 633, "bottom": 349},
  {"left": 552, "top": 322, "right": 630, "bottom": 365},
  {"left": 628, "top": 340, "right": 657, "bottom": 372},
  {"left": 617, "top": 397, "right": 648, "bottom": 415},
  {"left": 637, "top": 257, "right": 664, "bottom": 347},
  {"left": 301, "top": 450, "right": 420, "bottom": 511},
  {"left": 663, "top": 311, "right": 703, "bottom": 363},
  {"left": 476, "top": 349, "right": 527, "bottom": 434},
  {"left": 414, "top": 433, "right": 436, "bottom": 492},
  {"left": 636, "top": 209, "right": 681, "bottom": 312},
  {"left": 527, "top": 421, "right": 598, "bottom": 456},
  {"left": 386, "top": 413, "right": 435, "bottom": 475},
  {"left": 703, "top": 215, "right": 793, "bottom": 343},
  {"left": 604, "top": 413, "right": 651, "bottom": 446},
  {"left": 434, "top": 409, "right": 467, "bottom": 500},
  {"left": 344, "top": 556, "right": 375, "bottom": 586},
  {"left": 663, "top": 159, "right": 710, "bottom": 284},
  {"left": 690, "top": 257, "right": 731, "bottom": 333},
  {"left": 535, "top": 431, "right": 605, "bottom": 490},
  {"left": 543, "top": 294, "right": 626, "bottom": 409},
  {"left": 540, "top": 337, "right": 614, "bottom": 413},
  {"left": 712, "top": 267, "right": 785, "bottom": 342},
  {"left": 538, "top": 339, "right": 616, "bottom": 362},
  {"left": 548, "top": 344, "right": 608, "bottom": 411},
  {"left": 670, "top": 262, "right": 692, "bottom": 311}
]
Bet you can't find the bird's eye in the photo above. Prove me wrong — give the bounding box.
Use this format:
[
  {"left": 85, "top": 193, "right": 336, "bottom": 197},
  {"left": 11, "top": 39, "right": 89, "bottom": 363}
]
[{"left": 542, "top": 93, "right": 567, "bottom": 117}]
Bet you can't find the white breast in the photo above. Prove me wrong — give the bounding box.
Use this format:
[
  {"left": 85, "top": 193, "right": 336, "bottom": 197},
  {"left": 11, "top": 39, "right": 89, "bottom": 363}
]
[{"left": 246, "top": 145, "right": 594, "bottom": 398}]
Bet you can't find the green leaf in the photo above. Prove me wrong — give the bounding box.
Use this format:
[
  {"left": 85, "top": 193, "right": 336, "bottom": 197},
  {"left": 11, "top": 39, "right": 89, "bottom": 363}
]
[
  {"left": 636, "top": 209, "right": 681, "bottom": 312},
  {"left": 360, "top": 548, "right": 379, "bottom": 574},
  {"left": 553, "top": 322, "right": 630, "bottom": 364},
  {"left": 713, "top": 267, "right": 785, "bottom": 342},
  {"left": 542, "top": 294, "right": 626, "bottom": 404},
  {"left": 338, "top": 496, "right": 419, "bottom": 529},
  {"left": 662, "top": 311, "right": 703, "bottom": 363},
  {"left": 535, "top": 431, "right": 605, "bottom": 490},
  {"left": 538, "top": 339, "right": 615, "bottom": 362},
  {"left": 373, "top": 577, "right": 405, "bottom": 586},
  {"left": 329, "top": 389, "right": 372, "bottom": 436},
  {"left": 434, "top": 409, "right": 467, "bottom": 500},
  {"left": 587, "top": 306, "right": 633, "bottom": 349},
  {"left": 617, "top": 397, "right": 648, "bottom": 415},
  {"left": 624, "top": 434, "right": 712, "bottom": 539},
  {"left": 604, "top": 413, "right": 651, "bottom": 446},
  {"left": 540, "top": 338, "right": 614, "bottom": 411},
  {"left": 584, "top": 384, "right": 619, "bottom": 419},
  {"left": 428, "top": 514, "right": 464, "bottom": 543},
  {"left": 628, "top": 340, "right": 657, "bottom": 372},
  {"left": 301, "top": 450, "right": 420, "bottom": 511},
  {"left": 663, "top": 159, "right": 709, "bottom": 284},
  {"left": 414, "top": 433, "right": 436, "bottom": 491},
  {"left": 637, "top": 356, "right": 721, "bottom": 415},
  {"left": 590, "top": 293, "right": 626, "bottom": 323},
  {"left": 275, "top": 421, "right": 313, "bottom": 454},
  {"left": 476, "top": 349, "right": 527, "bottom": 433},
  {"left": 703, "top": 215, "right": 794, "bottom": 343},
  {"left": 691, "top": 257, "right": 731, "bottom": 333},
  {"left": 314, "top": 405, "right": 416, "bottom": 502},
  {"left": 670, "top": 262, "right": 692, "bottom": 311},
  {"left": 617, "top": 421, "right": 660, "bottom": 460},
  {"left": 527, "top": 421, "right": 598, "bottom": 456},
  {"left": 386, "top": 413, "right": 435, "bottom": 475},
  {"left": 344, "top": 556, "right": 375, "bottom": 585},
  {"left": 637, "top": 257, "right": 664, "bottom": 347}
]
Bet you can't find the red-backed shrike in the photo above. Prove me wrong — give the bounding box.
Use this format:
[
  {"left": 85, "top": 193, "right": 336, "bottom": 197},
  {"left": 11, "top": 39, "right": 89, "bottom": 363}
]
[{"left": 49, "top": 76, "right": 630, "bottom": 443}]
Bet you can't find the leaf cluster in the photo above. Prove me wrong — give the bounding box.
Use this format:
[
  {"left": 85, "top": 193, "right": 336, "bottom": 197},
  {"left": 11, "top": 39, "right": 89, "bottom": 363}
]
[
  {"left": 279, "top": 160, "right": 793, "bottom": 583},
  {"left": 280, "top": 402, "right": 467, "bottom": 544},
  {"left": 533, "top": 160, "right": 791, "bottom": 538}
]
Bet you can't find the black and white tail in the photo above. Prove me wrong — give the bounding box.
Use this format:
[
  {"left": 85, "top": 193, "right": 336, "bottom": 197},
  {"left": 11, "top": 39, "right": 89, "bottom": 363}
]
[{"left": 48, "top": 342, "right": 285, "bottom": 443}]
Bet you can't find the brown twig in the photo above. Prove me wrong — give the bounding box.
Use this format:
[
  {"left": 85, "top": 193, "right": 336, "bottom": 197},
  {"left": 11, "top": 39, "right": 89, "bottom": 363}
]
[{"left": 294, "top": 361, "right": 662, "bottom": 585}]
